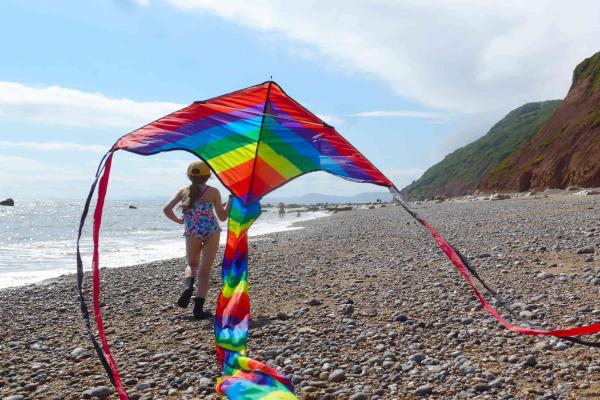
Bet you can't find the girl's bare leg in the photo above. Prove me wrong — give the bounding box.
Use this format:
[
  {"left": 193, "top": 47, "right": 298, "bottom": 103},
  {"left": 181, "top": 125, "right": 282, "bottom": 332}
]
[
  {"left": 185, "top": 236, "right": 203, "bottom": 277},
  {"left": 196, "top": 232, "right": 220, "bottom": 299},
  {"left": 177, "top": 237, "right": 202, "bottom": 308}
]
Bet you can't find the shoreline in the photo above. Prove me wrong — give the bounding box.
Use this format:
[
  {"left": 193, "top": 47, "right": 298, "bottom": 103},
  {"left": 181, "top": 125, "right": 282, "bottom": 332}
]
[
  {"left": 0, "top": 208, "right": 331, "bottom": 291},
  {"left": 1, "top": 196, "right": 599, "bottom": 399}
]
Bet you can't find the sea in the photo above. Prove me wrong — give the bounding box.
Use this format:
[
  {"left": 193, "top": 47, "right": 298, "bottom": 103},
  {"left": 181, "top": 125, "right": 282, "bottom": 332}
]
[{"left": 0, "top": 199, "right": 329, "bottom": 289}]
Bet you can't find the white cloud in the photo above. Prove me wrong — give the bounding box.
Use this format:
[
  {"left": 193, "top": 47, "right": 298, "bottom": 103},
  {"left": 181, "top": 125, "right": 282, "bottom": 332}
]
[
  {"left": 0, "top": 141, "right": 107, "bottom": 154},
  {"left": 0, "top": 81, "right": 183, "bottom": 128},
  {"left": 0, "top": 155, "right": 90, "bottom": 184},
  {"left": 165, "top": 0, "right": 600, "bottom": 113},
  {"left": 350, "top": 110, "right": 447, "bottom": 119}
]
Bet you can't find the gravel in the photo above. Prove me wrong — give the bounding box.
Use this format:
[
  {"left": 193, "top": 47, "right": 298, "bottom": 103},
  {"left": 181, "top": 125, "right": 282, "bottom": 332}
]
[{"left": 1, "top": 193, "right": 599, "bottom": 399}]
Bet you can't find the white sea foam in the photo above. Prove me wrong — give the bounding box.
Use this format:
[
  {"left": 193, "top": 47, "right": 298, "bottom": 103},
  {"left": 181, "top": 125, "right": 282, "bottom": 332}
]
[{"left": 0, "top": 200, "right": 328, "bottom": 289}]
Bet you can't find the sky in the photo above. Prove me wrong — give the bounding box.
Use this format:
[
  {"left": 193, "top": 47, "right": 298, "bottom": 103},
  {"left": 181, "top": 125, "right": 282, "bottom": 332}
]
[{"left": 1, "top": 0, "right": 600, "bottom": 199}]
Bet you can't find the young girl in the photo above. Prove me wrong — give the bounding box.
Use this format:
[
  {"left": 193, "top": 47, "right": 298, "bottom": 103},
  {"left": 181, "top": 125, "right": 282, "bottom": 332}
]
[{"left": 163, "top": 160, "right": 232, "bottom": 319}]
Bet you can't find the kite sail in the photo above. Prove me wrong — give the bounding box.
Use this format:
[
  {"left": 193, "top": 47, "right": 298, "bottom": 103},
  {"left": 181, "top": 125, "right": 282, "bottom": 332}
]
[{"left": 77, "top": 81, "right": 600, "bottom": 400}]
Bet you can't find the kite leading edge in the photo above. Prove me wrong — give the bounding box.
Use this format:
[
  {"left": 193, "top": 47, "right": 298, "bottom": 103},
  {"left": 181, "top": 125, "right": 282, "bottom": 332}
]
[{"left": 77, "top": 81, "right": 600, "bottom": 400}]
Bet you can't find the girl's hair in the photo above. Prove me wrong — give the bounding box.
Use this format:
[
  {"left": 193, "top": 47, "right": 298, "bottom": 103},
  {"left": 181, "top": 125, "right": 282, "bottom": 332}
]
[{"left": 181, "top": 175, "right": 210, "bottom": 212}]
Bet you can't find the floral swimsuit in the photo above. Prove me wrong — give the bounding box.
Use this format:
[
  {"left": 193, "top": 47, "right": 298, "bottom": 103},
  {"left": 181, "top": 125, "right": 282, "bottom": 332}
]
[{"left": 183, "top": 186, "right": 222, "bottom": 241}]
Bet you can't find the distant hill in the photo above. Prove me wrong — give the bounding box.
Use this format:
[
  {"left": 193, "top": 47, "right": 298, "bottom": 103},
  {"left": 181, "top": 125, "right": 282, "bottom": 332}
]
[
  {"left": 401, "top": 100, "right": 561, "bottom": 200},
  {"left": 479, "top": 51, "right": 600, "bottom": 191},
  {"left": 263, "top": 191, "right": 392, "bottom": 205}
]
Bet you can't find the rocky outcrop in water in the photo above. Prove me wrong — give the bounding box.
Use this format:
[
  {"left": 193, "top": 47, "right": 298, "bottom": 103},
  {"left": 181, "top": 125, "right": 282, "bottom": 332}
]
[{"left": 0, "top": 198, "right": 14, "bottom": 206}]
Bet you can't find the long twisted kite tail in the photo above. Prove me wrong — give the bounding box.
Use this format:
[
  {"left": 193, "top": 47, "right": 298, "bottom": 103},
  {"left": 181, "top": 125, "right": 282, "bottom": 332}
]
[
  {"left": 215, "top": 197, "right": 296, "bottom": 397},
  {"left": 389, "top": 186, "right": 600, "bottom": 343}
]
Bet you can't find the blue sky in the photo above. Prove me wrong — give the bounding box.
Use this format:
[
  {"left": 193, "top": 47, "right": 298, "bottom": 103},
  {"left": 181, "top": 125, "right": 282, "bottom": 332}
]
[{"left": 2, "top": 0, "right": 600, "bottom": 199}]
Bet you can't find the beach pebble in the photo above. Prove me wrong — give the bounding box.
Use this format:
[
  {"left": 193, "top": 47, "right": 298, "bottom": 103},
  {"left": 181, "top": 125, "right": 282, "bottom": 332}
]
[
  {"left": 70, "top": 347, "right": 88, "bottom": 357},
  {"left": 556, "top": 342, "right": 569, "bottom": 351},
  {"left": 340, "top": 304, "right": 354, "bottom": 315},
  {"left": 394, "top": 314, "right": 408, "bottom": 322},
  {"left": 536, "top": 272, "right": 554, "bottom": 279},
  {"left": 349, "top": 393, "right": 367, "bottom": 400},
  {"left": 576, "top": 246, "right": 595, "bottom": 254},
  {"left": 415, "top": 384, "right": 433, "bottom": 396},
  {"left": 306, "top": 299, "right": 322, "bottom": 306},
  {"left": 409, "top": 353, "right": 426, "bottom": 363},
  {"left": 524, "top": 355, "right": 537, "bottom": 367},
  {"left": 328, "top": 369, "right": 346, "bottom": 382},
  {"left": 83, "top": 386, "right": 111, "bottom": 399},
  {"left": 472, "top": 382, "right": 490, "bottom": 392}
]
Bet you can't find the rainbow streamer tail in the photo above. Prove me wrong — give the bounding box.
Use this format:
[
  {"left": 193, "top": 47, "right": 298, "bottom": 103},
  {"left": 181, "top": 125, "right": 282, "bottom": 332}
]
[{"left": 215, "top": 197, "right": 296, "bottom": 399}]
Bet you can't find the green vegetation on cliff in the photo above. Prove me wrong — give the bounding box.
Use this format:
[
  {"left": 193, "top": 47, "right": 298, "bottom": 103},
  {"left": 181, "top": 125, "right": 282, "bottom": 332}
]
[
  {"left": 571, "top": 51, "right": 600, "bottom": 94},
  {"left": 401, "top": 100, "right": 561, "bottom": 200}
]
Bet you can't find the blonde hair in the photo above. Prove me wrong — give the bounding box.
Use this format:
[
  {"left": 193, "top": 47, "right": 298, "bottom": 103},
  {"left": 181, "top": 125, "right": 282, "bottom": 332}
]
[{"left": 181, "top": 175, "right": 210, "bottom": 212}]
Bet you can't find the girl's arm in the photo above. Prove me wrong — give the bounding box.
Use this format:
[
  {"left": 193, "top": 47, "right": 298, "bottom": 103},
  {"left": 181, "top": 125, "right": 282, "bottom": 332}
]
[
  {"left": 214, "top": 190, "right": 232, "bottom": 221},
  {"left": 163, "top": 190, "right": 184, "bottom": 224}
]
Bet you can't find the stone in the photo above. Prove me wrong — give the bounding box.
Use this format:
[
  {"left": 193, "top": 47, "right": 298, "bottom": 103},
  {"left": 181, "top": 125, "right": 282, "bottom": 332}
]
[
  {"left": 576, "top": 246, "right": 595, "bottom": 254},
  {"left": 519, "top": 310, "right": 534, "bottom": 319},
  {"left": 349, "top": 393, "right": 367, "bottom": 400},
  {"left": 0, "top": 198, "right": 14, "bottom": 206},
  {"left": 2, "top": 396, "right": 25, "bottom": 400},
  {"left": 70, "top": 347, "right": 88, "bottom": 357},
  {"left": 401, "top": 362, "right": 415, "bottom": 372},
  {"left": 395, "top": 314, "right": 408, "bottom": 322},
  {"left": 524, "top": 355, "right": 537, "bottom": 367},
  {"left": 472, "top": 383, "right": 490, "bottom": 392},
  {"left": 490, "top": 193, "right": 510, "bottom": 201},
  {"left": 536, "top": 271, "right": 554, "bottom": 279},
  {"left": 489, "top": 377, "right": 504, "bottom": 388},
  {"left": 197, "top": 377, "right": 212, "bottom": 389},
  {"left": 306, "top": 299, "right": 322, "bottom": 306},
  {"left": 30, "top": 341, "right": 47, "bottom": 351},
  {"left": 84, "top": 386, "right": 111, "bottom": 399},
  {"left": 415, "top": 384, "right": 433, "bottom": 396},
  {"left": 276, "top": 312, "right": 291, "bottom": 320},
  {"left": 340, "top": 304, "right": 354, "bottom": 315},
  {"left": 556, "top": 342, "right": 569, "bottom": 351},
  {"left": 409, "top": 353, "right": 426, "bottom": 363},
  {"left": 136, "top": 383, "right": 151, "bottom": 391},
  {"left": 574, "top": 190, "right": 600, "bottom": 196},
  {"left": 328, "top": 369, "right": 346, "bottom": 382}
]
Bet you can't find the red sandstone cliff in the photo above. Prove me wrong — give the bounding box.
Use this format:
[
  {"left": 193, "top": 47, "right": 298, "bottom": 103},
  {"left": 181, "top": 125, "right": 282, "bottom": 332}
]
[{"left": 479, "top": 52, "right": 600, "bottom": 191}]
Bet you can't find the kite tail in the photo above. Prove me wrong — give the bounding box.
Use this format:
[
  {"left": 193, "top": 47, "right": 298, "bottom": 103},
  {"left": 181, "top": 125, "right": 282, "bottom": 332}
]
[
  {"left": 76, "top": 151, "right": 129, "bottom": 400},
  {"left": 215, "top": 198, "right": 296, "bottom": 398},
  {"left": 389, "top": 187, "right": 600, "bottom": 345}
]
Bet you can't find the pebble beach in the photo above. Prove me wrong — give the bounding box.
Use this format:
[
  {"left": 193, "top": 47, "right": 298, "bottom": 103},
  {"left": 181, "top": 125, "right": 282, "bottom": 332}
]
[{"left": 1, "top": 193, "right": 599, "bottom": 400}]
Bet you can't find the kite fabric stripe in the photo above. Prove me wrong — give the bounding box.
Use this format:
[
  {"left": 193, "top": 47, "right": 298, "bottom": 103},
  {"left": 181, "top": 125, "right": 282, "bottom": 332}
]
[
  {"left": 77, "top": 81, "right": 600, "bottom": 400},
  {"left": 113, "top": 81, "right": 393, "bottom": 204}
]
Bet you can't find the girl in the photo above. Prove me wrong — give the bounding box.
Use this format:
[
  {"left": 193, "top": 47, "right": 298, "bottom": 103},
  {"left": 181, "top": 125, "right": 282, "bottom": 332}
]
[{"left": 163, "top": 160, "right": 232, "bottom": 319}]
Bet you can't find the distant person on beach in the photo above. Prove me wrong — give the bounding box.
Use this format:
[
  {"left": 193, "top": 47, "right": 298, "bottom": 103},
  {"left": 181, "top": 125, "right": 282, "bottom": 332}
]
[
  {"left": 277, "top": 202, "right": 285, "bottom": 218},
  {"left": 163, "top": 160, "right": 232, "bottom": 319}
]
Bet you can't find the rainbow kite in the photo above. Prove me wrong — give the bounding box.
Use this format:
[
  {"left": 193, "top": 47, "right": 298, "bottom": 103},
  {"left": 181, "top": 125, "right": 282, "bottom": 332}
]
[{"left": 77, "top": 81, "right": 600, "bottom": 400}]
